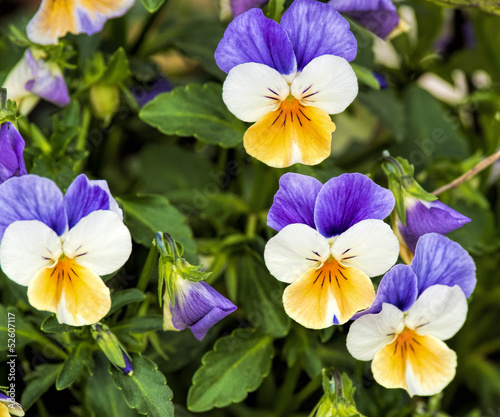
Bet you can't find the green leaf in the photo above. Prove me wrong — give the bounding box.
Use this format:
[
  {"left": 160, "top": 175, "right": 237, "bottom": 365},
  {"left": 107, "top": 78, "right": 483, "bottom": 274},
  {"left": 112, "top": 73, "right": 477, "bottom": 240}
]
[
  {"left": 351, "top": 64, "right": 380, "bottom": 90},
  {"left": 21, "top": 364, "right": 63, "bottom": 410},
  {"left": 111, "top": 316, "right": 164, "bottom": 334},
  {"left": 109, "top": 289, "right": 146, "bottom": 315},
  {"left": 110, "top": 354, "right": 174, "bottom": 417},
  {"left": 85, "top": 353, "right": 139, "bottom": 417},
  {"left": 101, "top": 48, "right": 131, "bottom": 85},
  {"left": 140, "top": 0, "right": 166, "bottom": 12},
  {"left": 117, "top": 194, "right": 197, "bottom": 261},
  {"left": 139, "top": 83, "right": 246, "bottom": 148},
  {"left": 187, "top": 329, "right": 275, "bottom": 412},
  {"left": 267, "top": 0, "right": 286, "bottom": 22},
  {"left": 0, "top": 305, "right": 48, "bottom": 356},
  {"left": 56, "top": 343, "right": 93, "bottom": 390},
  {"left": 235, "top": 251, "right": 290, "bottom": 338},
  {"left": 41, "top": 315, "right": 79, "bottom": 334}
]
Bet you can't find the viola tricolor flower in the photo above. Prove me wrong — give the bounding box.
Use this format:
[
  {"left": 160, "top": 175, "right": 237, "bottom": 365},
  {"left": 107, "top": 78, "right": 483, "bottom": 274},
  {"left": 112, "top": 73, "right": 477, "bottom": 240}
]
[
  {"left": 163, "top": 279, "right": 237, "bottom": 341},
  {"left": 0, "top": 122, "right": 27, "bottom": 183},
  {"left": 27, "top": 0, "right": 135, "bottom": 45},
  {"left": 0, "top": 174, "right": 132, "bottom": 326},
  {"left": 0, "top": 391, "right": 24, "bottom": 417},
  {"left": 264, "top": 173, "right": 399, "bottom": 328},
  {"left": 4, "top": 49, "right": 70, "bottom": 115},
  {"left": 215, "top": 0, "right": 358, "bottom": 167},
  {"left": 329, "top": 0, "right": 399, "bottom": 39},
  {"left": 347, "top": 233, "right": 476, "bottom": 396},
  {"left": 396, "top": 196, "right": 470, "bottom": 260},
  {"left": 157, "top": 233, "right": 237, "bottom": 341}
]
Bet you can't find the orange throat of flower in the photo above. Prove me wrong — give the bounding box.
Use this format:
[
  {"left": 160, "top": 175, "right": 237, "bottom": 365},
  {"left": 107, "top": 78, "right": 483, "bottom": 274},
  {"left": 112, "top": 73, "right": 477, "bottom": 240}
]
[{"left": 243, "top": 96, "right": 337, "bottom": 168}]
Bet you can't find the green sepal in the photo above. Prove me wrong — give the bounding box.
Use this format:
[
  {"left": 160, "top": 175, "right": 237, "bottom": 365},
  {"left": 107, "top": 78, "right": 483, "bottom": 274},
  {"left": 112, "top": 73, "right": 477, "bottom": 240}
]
[
  {"left": 313, "top": 369, "right": 366, "bottom": 417},
  {"left": 90, "top": 324, "right": 129, "bottom": 371},
  {"left": 0, "top": 93, "right": 18, "bottom": 125},
  {"left": 381, "top": 152, "right": 437, "bottom": 226}
]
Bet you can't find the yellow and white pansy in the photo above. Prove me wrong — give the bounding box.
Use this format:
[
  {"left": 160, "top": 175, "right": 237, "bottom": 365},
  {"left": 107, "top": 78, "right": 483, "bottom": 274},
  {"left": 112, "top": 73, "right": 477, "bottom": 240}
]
[
  {"left": 264, "top": 172, "right": 399, "bottom": 328},
  {"left": 0, "top": 174, "right": 132, "bottom": 326},
  {"left": 347, "top": 233, "right": 476, "bottom": 396}
]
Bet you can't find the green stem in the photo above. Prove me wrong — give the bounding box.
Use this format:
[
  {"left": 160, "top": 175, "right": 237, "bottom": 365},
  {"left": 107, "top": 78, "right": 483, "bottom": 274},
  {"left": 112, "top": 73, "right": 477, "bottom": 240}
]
[
  {"left": 289, "top": 374, "right": 322, "bottom": 411},
  {"left": 0, "top": 88, "right": 7, "bottom": 109},
  {"left": 245, "top": 214, "right": 257, "bottom": 238},
  {"left": 129, "top": 1, "right": 170, "bottom": 55},
  {"left": 275, "top": 362, "right": 302, "bottom": 417},
  {"left": 137, "top": 244, "right": 158, "bottom": 293}
]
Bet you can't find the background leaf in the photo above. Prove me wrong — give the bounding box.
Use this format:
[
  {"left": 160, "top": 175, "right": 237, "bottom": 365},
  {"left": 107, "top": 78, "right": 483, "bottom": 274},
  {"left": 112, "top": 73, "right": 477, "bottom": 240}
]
[
  {"left": 187, "top": 329, "right": 275, "bottom": 412},
  {"left": 139, "top": 83, "right": 246, "bottom": 148},
  {"left": 110, "top": 354, "right": 174, "bottom": 417}
]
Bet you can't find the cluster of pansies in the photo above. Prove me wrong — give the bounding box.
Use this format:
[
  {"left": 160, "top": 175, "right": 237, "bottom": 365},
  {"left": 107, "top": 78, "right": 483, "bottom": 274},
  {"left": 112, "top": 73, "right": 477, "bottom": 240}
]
[
  {"left": 0, "top": 0, "right": 482, "bottom": 414},
  {"left": 263, "top": 169, "right": 474, "bottom": 396}
]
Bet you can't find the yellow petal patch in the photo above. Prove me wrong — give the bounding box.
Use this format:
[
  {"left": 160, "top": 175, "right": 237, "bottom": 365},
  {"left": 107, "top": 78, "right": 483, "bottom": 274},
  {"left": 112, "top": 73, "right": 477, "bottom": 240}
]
[
  {"left": 0, "top": 403, "right": 11, "bottom": 417},
  {"left": 27, "top": 256, "right": 111, "bottom": 326},
  {"left": 79, "top": 0, "right": 129, "bottom": 15},
  {"left": 282, "top": 258, "right": 375, "bottom": 329},
  {"left": 243, "top": 98, "right": 336, "bottom": 168},
  {"left": 30, "top": 0, "right": 78, "bottom": 41},
  {"left": 372, "top": 329, "right": 457, "bottom": 396}
]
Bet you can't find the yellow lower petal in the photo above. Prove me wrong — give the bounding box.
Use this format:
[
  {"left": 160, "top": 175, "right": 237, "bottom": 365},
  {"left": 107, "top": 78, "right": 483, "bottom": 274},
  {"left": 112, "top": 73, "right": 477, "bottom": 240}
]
[
  {"left": 282, "top": 259, "right": 375, "bottom": 329},
  {"left": 31, "top": 0, "right": 78, "bottom": 40},
  {"left": 243, "top": 98, "right": 336, "bottom": 168},
  {"left": 79, "top": 0, "right": 129, "bottom": 15},
  {"left": 372, "top": 329, "right": 457, "bottom": 396},
  {"left": 0, "top": 403, "right": 11, "bottom": 417},
  {"left": 27, "top": 257, "right": 111, "bottom": 326}
]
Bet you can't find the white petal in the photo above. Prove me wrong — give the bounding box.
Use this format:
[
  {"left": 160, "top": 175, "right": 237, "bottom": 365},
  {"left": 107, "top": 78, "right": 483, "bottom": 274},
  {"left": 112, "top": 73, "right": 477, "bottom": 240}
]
[
  {"left": 291, "top": 55, "right": 358, "bottom": 115},
  {"left": 222, "top": 62, "right": 290, "bottom": 122},
  {"left": 264, "top": 223, "right": 330, "bottom": 284},
  {"left": 331, "top": 219, "right": 399, "bottom": 277},
  {"left": 0, "top": 220, "right": 62, "bottom": 286},
  {"left": 63, "top": 210, "right": 132, "bottom": 275},
  {"left": 346, "top": 303, "right": 404, "bottom": 361},
  {"left": 405, "top": 285, "right": 467, "bottom": 341},
  {"left": 3, "top": 54, "right": 38, "bottom": 115}
]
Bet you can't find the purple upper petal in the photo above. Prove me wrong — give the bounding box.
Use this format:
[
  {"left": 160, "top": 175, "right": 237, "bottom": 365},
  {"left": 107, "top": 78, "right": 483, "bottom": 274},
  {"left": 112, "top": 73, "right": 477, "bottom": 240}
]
[
  {"left": 411, "top": 233, "right": 476, "bottom": 298},
  {"left": 280, "top": 0, "right": 357, "bottom": 70},
  {"left": 25, "top": 50, "right": 70, "bottom": 107},
  {"left": 0, "top": 392, "right": 8, "bottom": 401},
  {"left": 0, "top": 123, "right": 27, "bottom": 183},
  {"left": 171, "top": 281, "right": 237, "bottom": 341},
  {"left": 399, "top": 198, "right": 471, "bottom": 254},
  {"left": 215, "top": 8, "right": 296, "bottom": 75},
  {"left": 0, "top": 175, "right": 67, "bottom": 240},
  {"left": 230, "top": 0, "right": 270, "bottom": 16},
  {"left": 314, "top": 173, "right": 395, "bottom": 238},
  {"left": 267, "top": 173, "right": 322, "bottom": 232},
  {"left": 353, "top": 264, "right": 418, "bottom": 319},
  {"left": 64, "top": 174, "right": 111, "bottom": 229},
  {"left": 329, "top": 0, "right": 399, "bottom": 39}
]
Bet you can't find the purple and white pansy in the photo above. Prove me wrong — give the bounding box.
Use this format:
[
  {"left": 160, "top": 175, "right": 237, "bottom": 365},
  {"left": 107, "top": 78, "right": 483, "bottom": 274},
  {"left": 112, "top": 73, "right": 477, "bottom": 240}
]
[
  {"left": 264, "top": 172, "right": 399, "bottom": 328},
  {"left": 27, "top": 0, "right": 135, "bottom": 46},
  {"left": 4, "top": 49, "right": 70, "bottom": 115},
  {"left": 163, "top": 279, "right": 237, "bottom": 341},
  {"left": 0, "top": 174, "right": 132, "bottom": 326},
  {"left": 397, "top": 196, "right": 471, "bottom": 260},
  {"left": 215, "top": 0, "right": 359, "bottom": 167},
  {"left": 347, "top": 233, "right": 476, "bottom": 396}
]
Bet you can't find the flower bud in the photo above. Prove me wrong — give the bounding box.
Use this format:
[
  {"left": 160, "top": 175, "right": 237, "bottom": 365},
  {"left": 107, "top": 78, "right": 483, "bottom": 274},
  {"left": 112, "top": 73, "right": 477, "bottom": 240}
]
[
  {"left": 91, "top": 324, "right": 133, "bottom": 375},
  {"left": 89, "top": 84, "right": 120, "bottom": 126},
  {"left": 156, "top": 232, "right": 237, "bottom": 340}
]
